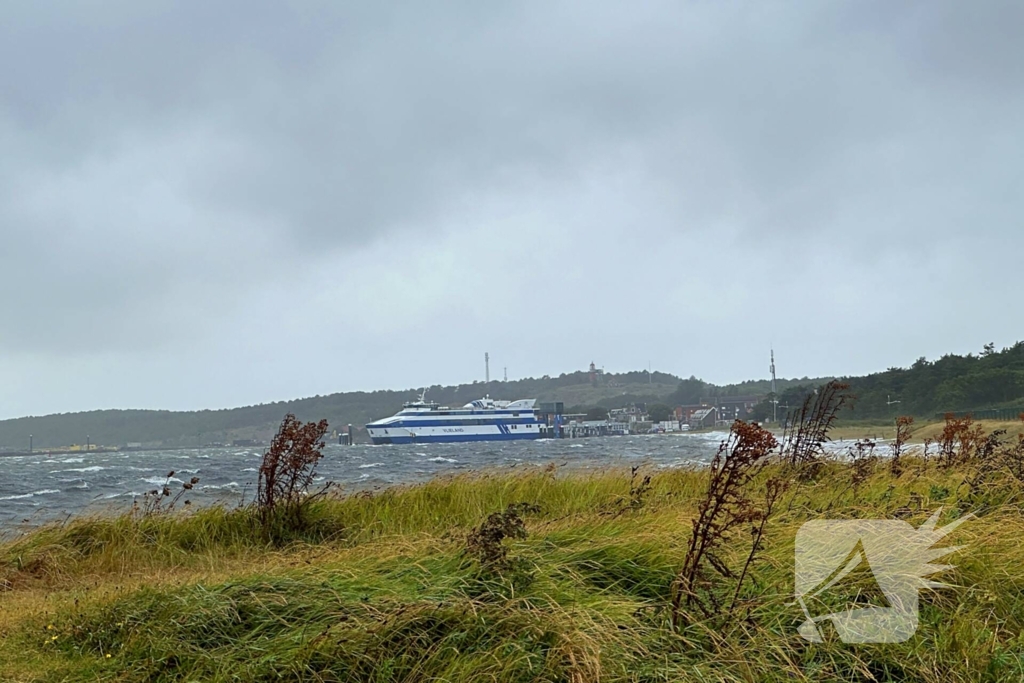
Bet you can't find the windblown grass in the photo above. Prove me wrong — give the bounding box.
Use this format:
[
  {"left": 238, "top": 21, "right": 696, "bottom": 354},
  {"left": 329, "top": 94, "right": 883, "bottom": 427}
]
[{"left": 1, "top": 461, "right": 1022, "bottom": 682}]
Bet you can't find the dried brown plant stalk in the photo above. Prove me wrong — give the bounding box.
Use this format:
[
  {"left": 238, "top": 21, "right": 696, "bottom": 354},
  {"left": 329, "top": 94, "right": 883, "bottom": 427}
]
[
  {"left": 890, "top": 415, "right": 914, "bottom": 477},
  {"left": 937, "top": 413, "right": 985, "bottom": 468},
  {"left": 781, "top": 381, "right": 853, "bottom": 473},
  {"left": 672, "top": 420, "right": 778, "bottom": 627},
  {"left": 133, "top": 470, "right": 200, "bottom": 517},
  {"left": 257, "top": 414, "right": 330, "bottom": 529},
  {"left": 850, "top": 438, "right": 878, "bottom": 491},
  {"left": 729, "top": 476, "right": 788, "bottom": 616},
  {"left": 465, "top": 503, "right": 539, "bottom": 573}
]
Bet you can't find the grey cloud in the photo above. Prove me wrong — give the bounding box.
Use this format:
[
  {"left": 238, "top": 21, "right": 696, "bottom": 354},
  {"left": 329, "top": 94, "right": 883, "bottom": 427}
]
[{"left": 0, "top": 1, "right": 1021, "bottom": 410}]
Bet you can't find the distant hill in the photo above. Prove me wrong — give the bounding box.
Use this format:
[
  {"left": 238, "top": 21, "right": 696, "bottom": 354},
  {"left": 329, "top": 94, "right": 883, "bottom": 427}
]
[
  {"left": 7, "top": 342, "right": 1021, "bottom": 450},
  {"left": 0, "top": 370, "right": 686, "bottom": 450}
]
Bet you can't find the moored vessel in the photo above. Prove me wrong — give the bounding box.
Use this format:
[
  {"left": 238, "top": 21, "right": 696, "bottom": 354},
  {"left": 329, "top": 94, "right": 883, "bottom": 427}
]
[{"left": 365, "top": 394, "right": 543, "bottom": 444}]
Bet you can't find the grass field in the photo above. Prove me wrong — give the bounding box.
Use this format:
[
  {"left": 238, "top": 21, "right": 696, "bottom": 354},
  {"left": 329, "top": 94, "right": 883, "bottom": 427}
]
[{"left": 1, "top": 452, "right": 1022, "bottom": 682}]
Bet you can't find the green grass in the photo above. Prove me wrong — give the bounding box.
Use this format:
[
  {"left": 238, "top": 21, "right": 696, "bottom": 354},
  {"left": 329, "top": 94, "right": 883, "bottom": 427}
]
[{"left": 1, "top": 461, "right": 1022, "bottom": 682}]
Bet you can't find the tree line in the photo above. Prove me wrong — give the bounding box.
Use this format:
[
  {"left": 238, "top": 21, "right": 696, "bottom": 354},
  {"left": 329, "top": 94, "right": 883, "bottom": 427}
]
[{"left": 748, "top": 341, "right": 1024, "bottom": 422}]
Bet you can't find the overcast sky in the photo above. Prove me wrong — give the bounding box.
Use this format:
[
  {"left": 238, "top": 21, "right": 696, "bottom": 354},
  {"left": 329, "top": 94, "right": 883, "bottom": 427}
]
[{"left": 1, "top": 1, "right": 1022, "bottom": 419}]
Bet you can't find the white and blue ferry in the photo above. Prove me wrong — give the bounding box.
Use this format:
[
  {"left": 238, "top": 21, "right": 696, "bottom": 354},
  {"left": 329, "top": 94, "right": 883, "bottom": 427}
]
[{"left": 365, "top": 394, "right": 543, "bottom": 444}]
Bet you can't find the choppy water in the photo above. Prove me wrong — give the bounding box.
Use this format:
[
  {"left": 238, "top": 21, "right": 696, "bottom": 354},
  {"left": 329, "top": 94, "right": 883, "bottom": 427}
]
[{"left": 0, "top": 433, "right": 736, "bottom": 535}]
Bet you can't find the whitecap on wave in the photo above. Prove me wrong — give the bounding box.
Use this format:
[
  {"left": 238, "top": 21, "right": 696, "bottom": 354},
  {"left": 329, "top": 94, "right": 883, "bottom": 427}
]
[
  {"left": 0, "top": 489, "right": 60, "bottom": 501},
  {"left": 141, "top": 476, "right": 183, "bottom": 486},
  {"left": 201, "top": 482, "right": 240, "bottom": 490},
  {"left": 102, "top": 491, "right": 142, "bottom": 500}
]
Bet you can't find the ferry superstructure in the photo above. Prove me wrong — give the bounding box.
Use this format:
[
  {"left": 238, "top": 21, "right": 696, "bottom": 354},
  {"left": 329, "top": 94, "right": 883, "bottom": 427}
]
[{"left": 365, "top": 396, "right": 543, "bottom": 444}]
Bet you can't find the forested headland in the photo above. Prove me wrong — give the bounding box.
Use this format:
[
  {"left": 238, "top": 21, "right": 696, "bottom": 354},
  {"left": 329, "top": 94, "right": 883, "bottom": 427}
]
[{"left": 750, "top": 341, "right": 1024, "bottom": 423}]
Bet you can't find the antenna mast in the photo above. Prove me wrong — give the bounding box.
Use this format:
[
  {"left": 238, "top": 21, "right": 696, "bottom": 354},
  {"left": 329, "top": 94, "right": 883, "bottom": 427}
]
[{"left": 770, "top": 348, "right": 778, "bottom": 423}]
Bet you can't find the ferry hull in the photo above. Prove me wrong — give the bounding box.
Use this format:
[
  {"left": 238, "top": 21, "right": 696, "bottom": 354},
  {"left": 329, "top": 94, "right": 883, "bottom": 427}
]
[{"left": 369, "top": 432, "right": 542, "bottom": 445}]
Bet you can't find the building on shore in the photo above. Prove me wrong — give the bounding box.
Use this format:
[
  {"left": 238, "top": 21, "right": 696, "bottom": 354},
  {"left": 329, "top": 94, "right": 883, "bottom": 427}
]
[
  {"left": 609, "top": 404, "right": 649, "bottom": 425},
  {"left": 560, "top": 420, "right": 630, "bottom": 438},
  {"left": 689, "top": 407, "right": 718, "bottom": 430},
  {"left": 702, "top": 395, "right": 761, "bottom": 422},
  {"left": 674, "top": 404, "right": 707, "bottom": 423}
]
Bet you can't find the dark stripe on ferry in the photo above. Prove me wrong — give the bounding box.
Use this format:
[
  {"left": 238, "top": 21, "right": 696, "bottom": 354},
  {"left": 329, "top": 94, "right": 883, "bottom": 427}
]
[
  {"left": 370, "top": 432, "right": 540, "bottom": 445},
  {"left": 372, "top": 418, "right": 541, "bottom": 428},
  {"left": 398, "top": 410, "right": 534, "bottom": 416}
]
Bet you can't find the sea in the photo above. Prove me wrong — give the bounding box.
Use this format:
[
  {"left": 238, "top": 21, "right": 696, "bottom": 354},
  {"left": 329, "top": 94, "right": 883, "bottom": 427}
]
[
  {"left": 0, "top": 431, "right": 882, "bottom": 538},
  {"left": 0, "top": 433, "right": 740, "bottom": 536}
]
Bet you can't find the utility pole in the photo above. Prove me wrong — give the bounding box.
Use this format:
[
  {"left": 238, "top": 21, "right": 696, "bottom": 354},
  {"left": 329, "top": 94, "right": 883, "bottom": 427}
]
[
  {"left": 770, "top": 348, "right": 778, "bottom": 424},
  {"left": 886, "top": 395, "right": 900, "bottom": 410},
  {"left": 887, "top": 395, "right": 901, "bottom": 438},
  {"left": 777, "top": 402, "right": 791, "bottom": 428}
]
